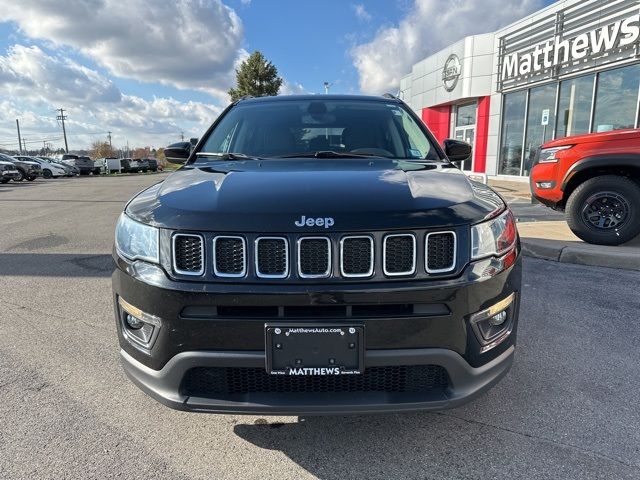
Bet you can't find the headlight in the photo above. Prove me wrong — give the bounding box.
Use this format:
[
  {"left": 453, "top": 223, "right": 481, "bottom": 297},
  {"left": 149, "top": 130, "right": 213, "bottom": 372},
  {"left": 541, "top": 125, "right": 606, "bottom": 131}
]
[
  {"left": 538, "top": 145, "right": 573, "bottom": 163},
  {"left": 115, "top": 213, "right": 159, "bottom": 263},
  {"left": 471, "top": 210, "right": 517, "bottom": 260}
]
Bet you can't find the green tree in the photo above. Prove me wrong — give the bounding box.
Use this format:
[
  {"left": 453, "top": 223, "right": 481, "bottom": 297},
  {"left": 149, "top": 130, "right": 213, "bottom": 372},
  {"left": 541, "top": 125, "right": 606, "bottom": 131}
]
[{"left": 228, "top": 51, "right": 283, "bottom": 102}]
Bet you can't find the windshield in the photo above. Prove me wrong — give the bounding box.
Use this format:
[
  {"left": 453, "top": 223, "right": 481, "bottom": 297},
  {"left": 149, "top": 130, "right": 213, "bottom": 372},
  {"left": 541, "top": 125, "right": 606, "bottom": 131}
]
[{"left": 198, "top": 99, "right": 440, "bottom": 162}]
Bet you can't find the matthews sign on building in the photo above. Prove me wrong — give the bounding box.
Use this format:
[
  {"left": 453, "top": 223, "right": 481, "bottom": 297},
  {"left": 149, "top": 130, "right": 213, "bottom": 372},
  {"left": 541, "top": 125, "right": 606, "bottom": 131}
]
[
  {"left": 400, "top": 0, "right": 640, "bottom": 178},
  {"left": 501, "top": 12, "right": 640, "bottom": 85}
]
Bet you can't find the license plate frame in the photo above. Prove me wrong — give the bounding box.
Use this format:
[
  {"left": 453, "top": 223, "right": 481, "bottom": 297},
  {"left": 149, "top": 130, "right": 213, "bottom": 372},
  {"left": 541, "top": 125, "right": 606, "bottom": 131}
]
[{"left": 265, "top": 323, "right": 364, "bottom": 376}]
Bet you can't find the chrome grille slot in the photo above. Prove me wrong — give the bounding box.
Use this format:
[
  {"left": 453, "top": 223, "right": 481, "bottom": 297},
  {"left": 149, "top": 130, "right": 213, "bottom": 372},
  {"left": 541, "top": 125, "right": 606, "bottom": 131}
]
[
  {"left": 383, "top": 234, "right": 416, "bottom": 276},
  {"left": 255, "top": 237, "right": 288, "bottom": 278},
  {"left": 213, "top": 236, "right": 246, "bottom": 277},
  {"left": 297, "top": 237, "right": 331, "bottom": 278},
  {"left": 426, "top": 231, "right": 456, "bottom": 273},
  {"left": 340, "top": 236, "right": 374, "bottom": 277},
  {"left": 172, "top": 234, "right": 204, "bottom": 276}
]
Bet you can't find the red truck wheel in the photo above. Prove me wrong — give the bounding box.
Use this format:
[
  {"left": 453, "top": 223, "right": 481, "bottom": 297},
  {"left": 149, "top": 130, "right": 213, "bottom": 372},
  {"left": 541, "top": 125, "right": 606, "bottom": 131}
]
[{"left": 566, "top": 175, "right": 640, "bottom": 245}]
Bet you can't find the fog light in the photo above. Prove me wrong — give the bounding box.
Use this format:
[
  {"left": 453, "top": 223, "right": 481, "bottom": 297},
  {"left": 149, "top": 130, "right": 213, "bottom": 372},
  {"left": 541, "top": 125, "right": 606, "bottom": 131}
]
[
  {"left": 118, "top": 297, "right": 161, "bottom": 350},
  {"left": 125, "top": 314, "right": 144, "bottom": 330},
  {"left": 536, "top": 181, "right": 555, "bottom": 189},
  {"left": 488, "top": 311, "right": 507, "bottom": 326},
  {"left": 470, "top": 293, "right": 516, "bottom": 353}
]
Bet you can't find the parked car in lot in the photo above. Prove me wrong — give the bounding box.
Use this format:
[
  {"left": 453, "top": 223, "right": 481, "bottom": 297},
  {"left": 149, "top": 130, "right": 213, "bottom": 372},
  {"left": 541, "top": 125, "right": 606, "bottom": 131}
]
[
  {"left": 77, "top": 156, "right": 101, "bottom": 175},
  {"left": 148, "top": 159, "right": 160, "bottom": 172},
  {"left": 120, "top": 158, "right": 140, "bottom": 173},
  {"left": 0, "top": 157, "right": 20, "bottom": 183},
  {"left": 113, "top": 94, "right": 522, "bottom": 415},
  {"left": 57, "top": 154, "right": 95, "bottom": 175},
  {"left": 4, "top": 154, "right": 41, "bottom": 181},
  {"left": 134, "top": 158, "right": 159, "bottom": 172},
  {"left": 38, "top": 157, "right": 78, "bottom": 177},
  {"left": 531, "top": 128, "right": 640, "bottom": 245},
  {"left": 24, "top": 156, "right": 67, "bottom": 179},
  {"left": 132, "top": 158, "right": 149, "bottom": 172}
]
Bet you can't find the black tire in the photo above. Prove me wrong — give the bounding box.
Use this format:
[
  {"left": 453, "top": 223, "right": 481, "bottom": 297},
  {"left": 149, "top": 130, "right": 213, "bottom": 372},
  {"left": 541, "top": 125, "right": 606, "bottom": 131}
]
[
  {"left": 566, "top": 175, "right": 640, "bottom": 245},
  {"left": 1, "top": 178, "right": 9, "bottom": 184},
  {"left": 43, "top": 169, "right": 53, "bottom": 179},
  {"left": 27, "top": 175, "right": 36, "bottom": 181},
  {"left": 15, "top": 170, "right": 24, "bottom": 182}
]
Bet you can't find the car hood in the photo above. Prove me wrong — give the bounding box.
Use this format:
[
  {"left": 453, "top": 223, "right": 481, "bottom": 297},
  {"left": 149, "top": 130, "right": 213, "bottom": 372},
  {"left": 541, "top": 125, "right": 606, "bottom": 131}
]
[
  {"left": 126, "top": 159, "right": 505, "bottom": 231},
  {"left": 543, "top": 128, "right": 640, "bottom": 148}
]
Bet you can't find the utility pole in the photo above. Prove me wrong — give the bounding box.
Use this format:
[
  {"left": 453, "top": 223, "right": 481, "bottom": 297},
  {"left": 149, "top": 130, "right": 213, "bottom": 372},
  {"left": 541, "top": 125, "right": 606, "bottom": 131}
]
[
  {"left": 22, "top": 138, "right": 27, "bottom": 154},
  {"left": 323, "top": 81, "right": 332, "bottom": 94},
  {"left": 16, "top": 119, "right": 23, "bottom": 154},
  {"left": 56, "top": 108, "right": 69, "bottom": 153},
  {"left": 107, "top": 131, "right": 112, "bottom": 149},
  {"left": 180, "top": 131, "right": 184, "bottom": 142}
]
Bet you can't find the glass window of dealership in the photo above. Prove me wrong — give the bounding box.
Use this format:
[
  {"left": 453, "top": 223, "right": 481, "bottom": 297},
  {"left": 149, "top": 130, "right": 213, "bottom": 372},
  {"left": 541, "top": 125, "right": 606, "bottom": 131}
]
[
  {"left": 499, "top": 63, "right": 640, "bottom": 176},
  {"left": 399, "top": 0, "right": 640, "bottom": 178}
]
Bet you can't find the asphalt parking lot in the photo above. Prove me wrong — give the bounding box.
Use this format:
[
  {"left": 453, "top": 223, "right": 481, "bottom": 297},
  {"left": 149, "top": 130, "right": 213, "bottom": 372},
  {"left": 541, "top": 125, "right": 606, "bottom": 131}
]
[{"left": 1, "top": 175, "right": 639, "bottom": 480}]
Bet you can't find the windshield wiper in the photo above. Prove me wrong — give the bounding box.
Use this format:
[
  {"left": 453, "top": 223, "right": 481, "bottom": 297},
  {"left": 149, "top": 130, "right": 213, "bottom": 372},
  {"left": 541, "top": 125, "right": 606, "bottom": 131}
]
[
  {"left": 195, "top": 152, "right": 261, "bottom": 160},
  {"left": 277, "top": 151, "right": 385, "bottom": 159}
]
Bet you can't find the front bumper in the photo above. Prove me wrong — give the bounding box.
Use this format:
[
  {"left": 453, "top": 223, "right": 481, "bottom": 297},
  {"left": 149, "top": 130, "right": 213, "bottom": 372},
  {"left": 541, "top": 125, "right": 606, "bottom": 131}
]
[
  {"left": 1, "top": 171, "right": 20, "bottom": 180},
  {"left": 113, "top": 252, "right": 522, "bottom": 414},
  {"left": 121, "top": 345, "right": 514, "bottom": 414}
]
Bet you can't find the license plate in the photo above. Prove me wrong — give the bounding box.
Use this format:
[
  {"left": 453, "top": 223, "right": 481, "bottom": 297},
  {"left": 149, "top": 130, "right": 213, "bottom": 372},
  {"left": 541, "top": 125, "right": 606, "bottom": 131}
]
[{"left": 265, "top": 324, "right": 364, "bottom": 375}]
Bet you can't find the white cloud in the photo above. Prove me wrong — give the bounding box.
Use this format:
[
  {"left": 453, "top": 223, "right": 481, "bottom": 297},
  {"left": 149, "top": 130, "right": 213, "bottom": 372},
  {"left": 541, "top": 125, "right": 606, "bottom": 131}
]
[
  {"left": 352, "top": 4, "right": 372, "bottom": 22},
  {"left": 0, "top": 45, "right": 221, "bottom": 149},
  {"left": 0, "top": 0, "right": 246, "bottom": 100},
  {"left": 350, "top": 0, "right": 544, "bottom": 94},
  {"left": 279, "top": 80, "right": 308, "bottom": 96}
]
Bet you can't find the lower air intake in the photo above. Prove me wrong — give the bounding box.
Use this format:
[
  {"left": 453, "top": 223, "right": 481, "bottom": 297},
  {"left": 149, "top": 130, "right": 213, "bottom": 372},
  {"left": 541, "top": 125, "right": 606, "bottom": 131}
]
[{"left": 181, "top": 365, "right": 449, "bottom": 396}]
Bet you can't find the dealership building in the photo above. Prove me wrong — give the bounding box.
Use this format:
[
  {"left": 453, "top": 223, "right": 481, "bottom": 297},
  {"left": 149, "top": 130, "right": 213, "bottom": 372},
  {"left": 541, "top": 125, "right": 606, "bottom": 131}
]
[{"left": 400, "top": 0, "right": 640, "bottom": 179}]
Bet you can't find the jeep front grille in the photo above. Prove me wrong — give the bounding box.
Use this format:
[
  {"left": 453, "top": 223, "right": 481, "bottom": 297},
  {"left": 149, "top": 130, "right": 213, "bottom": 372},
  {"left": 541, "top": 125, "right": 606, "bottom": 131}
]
[
  {"left": 426, "top": 232, "right": 456, "bottom": 273},
  {"left": 383, "top": 234, "right": 416, "bottom": 276},
  {"left": 213, "top": 236, "right": 246, "bottom": 277},
  {"left": 340, "top": 236, "right": 374, "bottom": 277},
  {"left": 297, "top": 237, "right": 331, "bottom": 278},
  {"left": 170, "top": 230, "right": 461, "bottom": 281},
  {"left": 255, "top": 237, "right": 288, "bottom": 278},
  {"left": 172, "top": 234, "right": 204, "bottom": 275}
]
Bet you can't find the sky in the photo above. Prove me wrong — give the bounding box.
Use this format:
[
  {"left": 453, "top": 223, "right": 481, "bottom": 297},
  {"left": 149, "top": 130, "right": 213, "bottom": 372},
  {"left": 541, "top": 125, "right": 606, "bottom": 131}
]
[{"left": 0, "top": 0, "right": 553, "bottom": 152}]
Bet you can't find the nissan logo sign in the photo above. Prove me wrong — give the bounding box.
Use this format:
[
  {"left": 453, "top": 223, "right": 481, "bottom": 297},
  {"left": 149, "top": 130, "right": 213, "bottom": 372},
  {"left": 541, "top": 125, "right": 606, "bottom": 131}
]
[{"left": 442, "top": 54, "right": 461, "bottom": 92}]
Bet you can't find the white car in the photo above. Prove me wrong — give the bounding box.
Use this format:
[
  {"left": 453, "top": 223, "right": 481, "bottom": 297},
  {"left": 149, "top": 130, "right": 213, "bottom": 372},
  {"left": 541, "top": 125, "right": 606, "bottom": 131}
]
[{"left": 28, "top": 157, "right": 68, "bottom": 179}]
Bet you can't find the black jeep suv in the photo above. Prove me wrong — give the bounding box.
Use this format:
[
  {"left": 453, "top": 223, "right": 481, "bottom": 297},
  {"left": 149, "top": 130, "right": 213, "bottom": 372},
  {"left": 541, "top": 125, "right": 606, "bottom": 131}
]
[{"left": 112, "top": 95, "right": 521, "bottom": 415}]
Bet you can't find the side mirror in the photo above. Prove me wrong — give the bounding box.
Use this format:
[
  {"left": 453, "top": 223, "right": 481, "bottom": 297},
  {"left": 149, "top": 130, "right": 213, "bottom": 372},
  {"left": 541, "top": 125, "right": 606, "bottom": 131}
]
[
  {"left": 190, "top": 137, "right": 199, "bottom": 146},
  {"left": 164, "top": 141, "right": 191, "bottom": 164},
  {"left": 443, "top": 139, "right": 472, "bottom": 163}
]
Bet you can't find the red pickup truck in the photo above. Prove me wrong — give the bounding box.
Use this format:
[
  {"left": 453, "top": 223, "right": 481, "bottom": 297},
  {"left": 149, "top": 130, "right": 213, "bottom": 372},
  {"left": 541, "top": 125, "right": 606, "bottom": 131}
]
[{"left": 530, "top": 129, "right": 640, "bottom": 245}]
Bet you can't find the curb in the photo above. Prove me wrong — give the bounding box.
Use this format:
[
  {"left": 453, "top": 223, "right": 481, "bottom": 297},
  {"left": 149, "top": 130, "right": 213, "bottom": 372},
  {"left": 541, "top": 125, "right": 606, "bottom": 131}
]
[{"left": 521, "top": 238, "right": 640, "bottom": 271}]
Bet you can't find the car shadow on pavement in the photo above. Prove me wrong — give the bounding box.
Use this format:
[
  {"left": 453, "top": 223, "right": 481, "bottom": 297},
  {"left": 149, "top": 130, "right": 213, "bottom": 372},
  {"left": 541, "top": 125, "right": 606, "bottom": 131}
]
[
  {"left": 0, "top": 253, "right": 114, "bottom": 277},
  {"left": 233, "top": 412, "right": 462, "bottom": 479}
]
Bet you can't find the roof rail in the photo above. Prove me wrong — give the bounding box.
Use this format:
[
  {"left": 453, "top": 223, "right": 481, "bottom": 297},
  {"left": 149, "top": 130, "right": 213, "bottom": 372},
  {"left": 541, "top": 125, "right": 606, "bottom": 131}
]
[
  {"left": 382, "top": 93, "right": 398, "bottom": 100},
  {"left": 233, "top": 95, "right": 254, "bottom": 104}
]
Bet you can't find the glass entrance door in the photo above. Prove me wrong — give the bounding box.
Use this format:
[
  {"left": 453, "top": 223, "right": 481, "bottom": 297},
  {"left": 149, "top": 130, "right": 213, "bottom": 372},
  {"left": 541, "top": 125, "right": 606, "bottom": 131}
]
[
  {"left": 454, "top": 127, "right": 475, "bottom": 171},
  {"left": 454, "top": 102, "right": 476, "bottom": 171}
]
